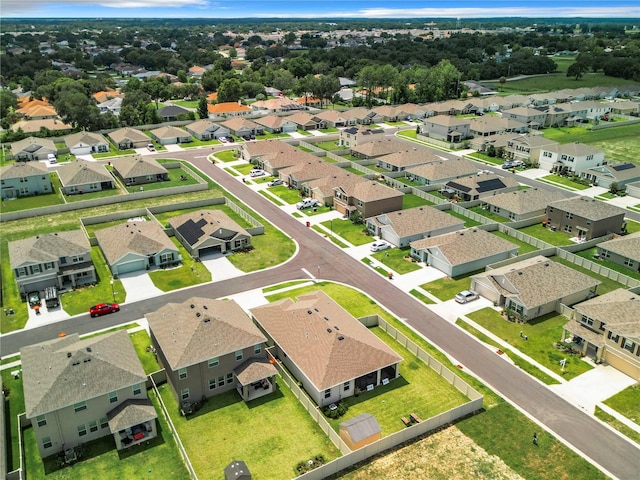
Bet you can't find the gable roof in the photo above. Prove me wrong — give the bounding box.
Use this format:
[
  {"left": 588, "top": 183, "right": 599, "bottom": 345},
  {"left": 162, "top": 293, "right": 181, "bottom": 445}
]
[
  {"left": 10, "top": 136, "right": 56, "bottom": 156},
  {"left": 542, "top": 142, "right": 603, "bottom": 157},
  {"left": 338, "top": 179, "right": 404, "bottom": 203},
  {"left": 250, "top": 291, "right": 402, "bottom": 391},
  {"left": 9, "top": 230, "right": 90, "bottom": 269},
  {"left": 376, "top": 147, "right": 444, "bottom": 168},
  {"left": 147, "top": 297, "right": 266, "bottom": 370},
  {"left": 168, "top": 209, "right": 250, "bottom": 247},
  {"left": 185, "top": 119, "right": 222, "bottom": 134},
  {"left": 254, "top": 114, "right": 296, "bottom": 129},
  {"left": 94, "top": 221, "right": 177, "bottom": 265},
  {"left": 371, "top": 206, "right": 464, "bottom": 238},
  {"left": 351, "top": 137, "right": 411, "bottom": 158},
  {"left": 279, "top": 158, "right": 344, "bottom": 183},
  {"left": 340, "top": 413, "right": 381, "bottom": 442},
  {"left": 0, "top": 160, "right": 48, "bottom": 180},
  {"left": 411, "top": 228, "right": 518, "bottom": 266},
  {"left": 423, "top": 115, "right": 471, "bottom": 127},
  {"left": 21, "top": 331, "right": 146, "bottom": 418},
  {"left": 107, "top": 398, "right": 157, "bottom": 432},
  {"left": 64, "top": 131, "right": 108, "bottom": 149},
  {"left": 150, "top": 125, "right": 190, "bottom": 139},
  {"left": 484, "top": 188, "right": 573, "bottom": 215},
  {"left": 406, "top": 158, "right": 479, "bottom": 181},
  {"left": 446, "top": 174, "right": 519, "bottom": 195},
  {"left": 582, "top": 163, "right": 640, "bottom": 182},
  {"left": 57, "top": 159, "right": 112, "bottom": 187},
  {"left": 597, "top": 232, "right": 640, "bottom": 261},
  {"left": 207, "top": 102, "right": 251, "bottom": 114},
  {"left": 547, "top": 196, "right": 626, "bottom": 221},
  {"left": 574, "top": 289, "right": 640, "bottom": 338},
  {"left": 220, "top": 116, "right": 261, "bottom": 131},
  {"left": 112, "top": 155, "right": 168, "bottom": 178},
  {"left": 157, "top": 105, "right": 190, "bottom": 117},
  {"left": 108, "top": 127, "right": 149, "bottom": 144}
]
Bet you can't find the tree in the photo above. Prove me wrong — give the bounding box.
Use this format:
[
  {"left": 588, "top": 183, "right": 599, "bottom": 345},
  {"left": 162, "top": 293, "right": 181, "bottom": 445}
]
[
  {"left": 217, "top": 78, "right": 243, "bottom": 103},
  {"left": 609, "top": 182, "right": 619, "bottom": 195},
  {"left": 197, "top": 97, "right": 209, "bottom": 119},
  {"left": 499, "top": 76, "right": 507, "bottom": 90},
  {"left": 567, "top": 62, "right": 588, "bottom": 80}
]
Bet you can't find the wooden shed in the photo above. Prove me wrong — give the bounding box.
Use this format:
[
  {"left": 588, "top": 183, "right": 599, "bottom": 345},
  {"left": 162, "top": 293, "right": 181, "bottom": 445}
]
[
  {"left": 224, "top": 460, "right": 251, "bottom": 480},
  {"left": 339, "top": 413, "right": 381, "bottom": 450}
]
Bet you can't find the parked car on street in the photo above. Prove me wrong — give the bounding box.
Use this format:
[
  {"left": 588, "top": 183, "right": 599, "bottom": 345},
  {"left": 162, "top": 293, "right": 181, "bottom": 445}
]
[
  {"left": 370, "top": 240, "right": 391, "bottom": 252},
  {"left": 454, "top": 290, "right": 480, "bottom": 304},
  {"left": 90, "top": 303, "right": 120, "bottom": 317}
]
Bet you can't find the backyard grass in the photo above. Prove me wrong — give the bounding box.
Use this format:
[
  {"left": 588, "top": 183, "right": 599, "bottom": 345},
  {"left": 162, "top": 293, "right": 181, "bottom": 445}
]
[
  {"left": 539, "top": 174, "right": 590, "bottom": 191},
  {"left": 129, "top": 330, "right": 161, "bottom": 374},
  {"left": 371, "top": 248, "right": 422, "bottom": 274},
  {"left": 2, "top": 368, "right": 25, "bottom": 470},
  {"left": 550, "top": 255, "right": 627, "bottom": 294},
  {"left": 314, "top": 140, "right": 346, "bottom": 151},
  {"left": 468, "top": 206, "right": 509, "bottom": 223},
  {"left": 594, "top": 407, "right": 640, "bottom": 445},
  {"left": 602, "top": 383, "right": 640, "bottom": 427},
  {"left": 124, "top": 165, "right": 198, "bottom": 193},
  {"left": 420, "top": 272, "right": 477, "bottom": 302},
  {"left": 466, "top": 308, "right": 593, "bottom": 380},
  {"left": 24, "top": 389, "right": 189, "bottom": 480},
  {"left": 325, "top": 326, "right": 470, "bottom": 436},
  {"left": 341, "top": 167, "right": 366, "bottom": 176},
  {"left": 518, "top": 223, "right": 573, "bottom": 246},
  {"left": 402, "top": 193, "right": 434, "bottom": 209},
  {"left": 576, "top": 247, "right": 640, "bottom": 281},
  {"left": 157, "top": 379, "right": 341, "bottom": 480},
  {"left": 320, "top": 219, "right": 372, "bottom": 246},
  {"left": 443, "top": 209, "right": 482, "bottom": 227},
  {"left": 490, "top": 230, "right": 540, "bottom": 254}
]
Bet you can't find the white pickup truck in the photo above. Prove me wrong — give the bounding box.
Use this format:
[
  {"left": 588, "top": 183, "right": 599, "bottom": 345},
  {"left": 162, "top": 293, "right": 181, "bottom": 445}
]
[{"left": 296, "top": 198, "right": 320, "bottom": 210}]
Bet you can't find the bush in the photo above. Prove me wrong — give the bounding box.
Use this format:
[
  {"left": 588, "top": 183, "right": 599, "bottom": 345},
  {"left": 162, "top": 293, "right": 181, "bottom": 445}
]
[
  {"left": 322, "top": 401, "right": 348, "bottom": 419},
  {"left": 295, "top": 454, "right": 326, "bottom": 475}
]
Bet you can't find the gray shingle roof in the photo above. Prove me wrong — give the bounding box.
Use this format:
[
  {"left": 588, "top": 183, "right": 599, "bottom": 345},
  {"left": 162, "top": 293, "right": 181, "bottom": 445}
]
[
  {"left": 108, "top": 127, "right": 149, "bottom": 144},
  {"left": 574, "top": 289, "right": 640, "bottom": 338},
  {"left": 186, "top": 119, "right": 221, "bottom": 135},
  {"left": 21, "top": 331, "right": 146, "bottom": 418},
  {"left": 57, "top": 159, "right": 112, "bottom": 187},
  {"left": 376, "top": 147, "right": 443, "bottom": 168},
  {"left": 340, "top": 413, "right": 381, "bottom": 443},
  {"left": 9, "top": 230, "right": 90, "bottom": 269},
  {"left": 371, "top": 206, "right": 464, "bottom": 239},
  {"left": 484, "top": 188, "right": 573, "bottom": 215},
  {"left": 10, "top": 136, "right": 56, "bottom": 156},
  {"left": 112, "top": 155, "right": 168, "bottom": 179},
  {"left": 64, "top": 131, "right": 108, "bottom": 149},
  {"left": 234, "top": 358, "right": 278, "bottom": 386},
  {"left": 548, "top": 196, "right": 626, "bottom": 221},
  {"left": 147, "top": 297, "right": 266, "bottom": 371},
  {"left": 543, "top": 142, "right": 604, "bottom": 157},
  {"left": 250, "top": 291, "right": 402, "bottom": 392},
  {"left": 107, "top": 399, "right": 157, "bottom": 432},
  {"left": 0, "top": 160, "right": 48, "bottom": 179},
  {"left": 597, "top": 232, "right": 640, "bottom": 262},
  {"left": 167, "top": 209, "right": 250, "bottom": 248}
]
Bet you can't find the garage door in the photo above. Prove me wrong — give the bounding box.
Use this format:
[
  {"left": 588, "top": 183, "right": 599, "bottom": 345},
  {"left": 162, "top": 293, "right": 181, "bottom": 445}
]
[
  {"left": 428, "top": 255, "right": 451, "bottom": 276},
  {"left": 115, "top": 260, "right": 147, "bottom": 275},
  {"left": 198, "top": 245, "right": 222, "bottom": 258},
  {"left": 603, "top": 350, "right": 640, "bottom": 381}
]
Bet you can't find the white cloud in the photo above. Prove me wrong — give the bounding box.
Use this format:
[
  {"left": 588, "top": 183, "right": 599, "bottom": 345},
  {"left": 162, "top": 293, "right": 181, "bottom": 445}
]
[
  {"left": 1, "top": 0, "right": 209, "bottom": 15},
  {"left": 98, "top": 0, "right": 208, "bottom": 7}
]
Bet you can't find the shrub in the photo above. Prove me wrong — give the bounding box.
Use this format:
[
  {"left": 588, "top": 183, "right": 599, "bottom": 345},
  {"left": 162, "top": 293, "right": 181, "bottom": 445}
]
[
  {"left": 322, "top": 401, "right": 348, "bottom": 419},
  {"left": 294, "top": 454, "right": 326, "bottom": 475}
]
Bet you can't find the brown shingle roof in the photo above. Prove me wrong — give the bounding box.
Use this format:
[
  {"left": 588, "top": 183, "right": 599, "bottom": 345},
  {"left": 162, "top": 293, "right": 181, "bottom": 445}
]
[
  {"left": 0, "top": 160, "right": 48, "bottom": 180},
  {"left": 112, "top": 155, "right": 168, "bottom": 179},
  {"left": 484, "top": 188, "right": 573, "bottom": 215},
  {"left": 574, "top": 289, "right": 640, "bottom": 338},
  {"left": 406, "top": 158, "right": 479, "bottom": 182},
  {"left": 57, "top": 159, "right": 112, "bottom": 187},
  {"left": 94, "top": 221, "right": 177, "bottom": 265},
  {"left": 597, "top": 232, "right": 640, "bottom": 262},
  {"left": 372, "top": 206, "right": 464, "bottom": 238},
  {"left": 168, "top": 209, "right": 250, "bottom": 247},
  {"left": 9, "top": 230, "right": 90, "bottom": 269},
  {"left": 108, "top": 127, "right": 149, "bottom": 145},
  {"left": 548, "top": 196, "right": 626, "bottom": 221}
]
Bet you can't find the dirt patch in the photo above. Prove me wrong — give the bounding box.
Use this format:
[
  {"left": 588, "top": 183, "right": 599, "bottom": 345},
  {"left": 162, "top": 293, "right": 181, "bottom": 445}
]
[{"left": 336, "top": 425, "right": 524, "bottom": 480}]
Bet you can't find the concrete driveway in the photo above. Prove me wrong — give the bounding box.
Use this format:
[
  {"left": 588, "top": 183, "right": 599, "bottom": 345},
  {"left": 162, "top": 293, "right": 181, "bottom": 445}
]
[{"left": 118, "top": 271, "right": 163, "bottom": 303}]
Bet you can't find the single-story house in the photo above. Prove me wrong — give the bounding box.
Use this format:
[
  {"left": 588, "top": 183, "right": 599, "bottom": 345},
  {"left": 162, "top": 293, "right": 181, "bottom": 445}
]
[
  {"left": 366, "top": 206, "right": 464, "bottom": 248},
  {"left": 596, "top": 232, "right": 640, "bottom": 274},
  {"left": 405, "top": 158, "right": 479, "bottom": 186},
  {"left": 443, "top": 174, "right": 520, "bottom": 201},
  {"left": 168, "top": 209, "right": 252, "bottom": 258},
  {"left": 545, "top": 196, "right": 626, "bottom": 241},
  {"left": 481, "top": 188, "right": 572, "bottom": 222},
  {"left": 375, "top": 147, "right": 444, "bottom": 172},
  {"left": 207, "top": 102, "right": 252, "bottom": 119},
  {"left": 253, "top": 115, "right": 297, "bottom": 134},
  {"left": 471, "top": 255, "right": 601, "bottom": 320},
  {"left": 10, "top": 119, "right": 72, "bottom": 135},
  {"left": 243, "top": 140, "right": 309, "bottom": 175},
  {"left": 111, "top": 155, "right": 169, "bottom": 186},
  {"left": 250, "top": 291, "right": 403, "bottom": 407},
  {"left": 10, "top": 136, "right": 57, "bottom": 161},
  {"left": 315, "top": 109, "right": 351, "bottom": 128},
  {"left": 285, "top": 112, "right": 326, "bottom": 131},
  {"left": 149, "top": 126, "right": 192, "bottom": 145},
  {"left": 280, "top": 159, "right": 345, "bottom": 191},
  {"left": 305, "top": 172, "right": 363, "bottom": 207},
  {"left": 108, "top": 127, "right": 150, "bottom": 150},
  {"left": 185, "top": 119, "right": 229, "bottom": 140},
  {"left": 95, "top": 221, "right": 180, "bottom": 276},
  {"left": 64, "top": 131, "right": 110, "bottom": 156},
  {"left": 411, "top": 228, "right": 519, "bottom": 277},
  {"left": 220, "top": 117, "right": 264, "bottom": 137},
  {"left": 580, "top": 163, "right": 640, "bottom": 190},
  {"left": 469, "top": 117, "right": 528, "bottom": 137},
  {"left": 350, "top": 137, "right": 410, "bottom": 160},
  {"left": 157, "top": 105, "right": 191, "bottom": 121},
  {"left": 1, "top": 161, "right": 52, "bottom": 200},
  {"left": 57, "top": 159, "right": 115, "bottom": 195}
]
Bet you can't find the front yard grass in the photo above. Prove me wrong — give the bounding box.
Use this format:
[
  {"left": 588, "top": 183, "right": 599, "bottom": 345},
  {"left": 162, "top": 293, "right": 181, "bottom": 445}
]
[
  {"left": 228, "top": 223, "right": 295, "bottom": 272},
  {"left": 320, "top": 219, "right": 372, "bottom": 246},
  {"left": 212, "top": 149, "right": 238, "bottom": 162},
  {"left": 157, "top": 379, "right": 340, "bottom": 480},
  {"left": 409, "top": 289, "right": 435, "bottom": 304},
  {"left": 539, "top": 174, "right": 590, "bottom": 191},
  {"left": 518, "top": 223, "right": 573, "bottom": 246},
  {"left": 371, "top": 248, "right": 422, "bottom": 274},
  {"left": 402, "top": 193, "right": 434, "bottom": 208},
  {"left": 148, "top": 239, "right": 211, "bottom": 291},
  {"left": 268, "top": 185, "right": 303, "bottom": 204},
  {"left": 314, "top": 140, "right": 346, "bottom": 151},
  {"left": 420, "top": 271, "right": 481, "bottom": 301},
  {"left": 602, "top": 383, "right": 640, "bottom": 426},
  {"left": 466, "top": 308, "right": 592, "bottom": 380}
]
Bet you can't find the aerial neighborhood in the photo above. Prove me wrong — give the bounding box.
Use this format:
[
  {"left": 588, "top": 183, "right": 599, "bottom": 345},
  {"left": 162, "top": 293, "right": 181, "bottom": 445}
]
[{"left": 1, "top": 14, "right": 640, "bottom": 480}]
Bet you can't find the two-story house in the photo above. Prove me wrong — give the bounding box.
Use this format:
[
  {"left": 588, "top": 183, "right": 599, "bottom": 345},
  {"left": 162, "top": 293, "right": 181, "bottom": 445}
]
[
  {"left": 545, "top": 196, "right": 626, "bottom": 241},
  {"left": 0, "top": 161, "right": 52, "bottom": 200},
  {"left": 333, "top": 178, "right": 403, "bottom": 219},
  {"left": 419, "top": 115, "right": 471, "bottom": 143},
  {"left": 8, "top": 230, "right": 96, "bottom": 296},
  {"left": 538, "top": 142, "right": 605, "bottom": 174},
  {"left": 504, "top": 134, "right": 558, "bottom": 163},
  {"left": 339, "top": 126, "right": 385, "bottom": 148},
  {"left": 21, "top": 331, "right": 157, "bottom": 459},
  {"left": 147, "top": 297, "right": 276, "bottom": 405},
  {"left": 108, "top": 127, "right": 150, "bottom": 150}
]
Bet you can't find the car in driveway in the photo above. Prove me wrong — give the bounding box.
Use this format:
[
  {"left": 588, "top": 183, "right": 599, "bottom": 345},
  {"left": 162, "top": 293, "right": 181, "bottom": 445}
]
[
  {"left": 268, "top": 178, "right": 283, "bottom": 187},
  {"left": 370, "top": 240, "right": 391, "bottom": 252},
  {"left": 147, "top": 144, "right": 155, "bottom": 152},
  {"left": 454, "top": 290, "right": 480, "bottom": 304},
  {"left": 250, "top": 169, "right": 266, "bottom": 177},
  {"left": 90, "top": 303, "right": 120, "bottom": 317},
  {"left": 502, "top": 160, "right": 523, "bottom": 169},
  {"left": 296, "top": 198, "right": 320, "bottom": 210},
  {"left": 28, "top": 291, "right": 41, "bottom": 308}
]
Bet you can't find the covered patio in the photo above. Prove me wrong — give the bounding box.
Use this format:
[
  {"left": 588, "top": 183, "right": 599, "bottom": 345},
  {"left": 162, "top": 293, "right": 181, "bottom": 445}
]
[
  {"left": 107, "top": 399, "right": 158, "bottom": 450},
  {"left": 561, "top": 318, "right": 605, "bottom": 361},
  {"left": 354, "top": 365, "right": 398, "bottom": 392},
  {"left": 234, "top": 358, "right": 278, "bottom": 402}
]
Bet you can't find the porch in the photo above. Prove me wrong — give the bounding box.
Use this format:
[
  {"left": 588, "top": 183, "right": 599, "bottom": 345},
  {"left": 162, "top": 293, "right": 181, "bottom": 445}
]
[
  {"left": 561, "top": 318, "right": 605, "bottom": 360},
  {"left": 354, "top": 365, "right": 398, "bottom": 392},
  {"left": 107, "top": 399, "right": 158, "bottom": 451},
  {"left": 234, "top": 358, "right": 278, "bottom": 403}
]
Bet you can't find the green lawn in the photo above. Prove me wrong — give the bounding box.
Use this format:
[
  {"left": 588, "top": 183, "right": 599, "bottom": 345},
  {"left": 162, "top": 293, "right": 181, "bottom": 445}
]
[
  {"left": 409, "top": 289, "right": 435, "bottom": 304},
  {"left": 314, "top": 140, "right": 346, "bottom": 151},
  {"left": 65, "top": 187, "right": 123, "bottom": 202},
  {"left": 397, "top": 130, "right": 418, "bottom": 140},
  {"left": 124, "top": 166, "right": 198, "bottom": 193},
  {"left": 576, "top": 247, "right": 640, "bottom": 281},
  {"left": 466, "top": 152, "right": 504, "bottom": 165},
  {"left": 420, "top": 271, "right": 481, "bottom": 301},
  {"left": 490, "top": 230, "right": 540, "bottom": 254},
  {"left": 325, "top": 326, "right": 470, "bottom": 435},
  {"left": 228, "top": 223, "right": 296, "bottom": 272},
  {"left": 2, "top": 368, "right": 25, "bottom": 470},
  {"left": 341, "top": 166, "right": 366, "bottom": 176},
  {"left": 213, "top": 150, "right": 239, "bottom": 162},
  {"left": 268, "top": 185, "right": 303, "bottom": 204},
  {"left": 539, "top": 174, "right": 590, "bottom": 191},
  {"left": 466, "top": 308, "right": 592, "bottom": 380},
  {"left": 402, "top": 193, "right": 434, "bottom": 209},
  {"left": 518, "top": 224, "right": 573, "bottom": 246},
  {"left": 443, "top": 209, "right": 482, "bottom": 227},
  {"left": 371, "top": 248, "right": 422, "bottom": 274},
  {"left": 262, "top": 280, "right": 311, "bottom": 293},
  {"left": 468, "top": 206, "right": 509, "bottom": 223},
  {"left": 603, "top": 383, "right": 640, "bottom": 426},
  {"left": 320, "top": 219, "right": 372, "bottom": 246},
  {"left": 93, "top": 149, "right": 136, "bottom": 158},
  {"left": 594, "top": 407, "right": 640, "bottom": 445},
  {"left": 129, "top": 330, "right": 161, "bottom": 374},
  {"left": 158, "top": 379, "right": 340, "bottom": 480},
  {"left": 148, "top": 239, "right": 211, "bottom": 291}
]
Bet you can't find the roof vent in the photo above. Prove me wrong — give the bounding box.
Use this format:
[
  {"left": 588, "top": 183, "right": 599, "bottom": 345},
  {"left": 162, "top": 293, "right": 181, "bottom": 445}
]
[
  {"left": 334, "top": 326, "right": 340, "bottom": 330},
  {"left": 327, "top": 328, "right": 332, "bottom": 333},
  {"left": 338, "top": 335, "right": 345, "bottom": 341},
  {"left": 190, "top": 304, "right": 195, "bottom": 308},
  {"left": 83, "top": 358, "right": 91, "bottom": 363},
  {"left": 196, "top": 312, "right": 201, "bottom": 317},
  {"left": 86, "top": 347, "right": 92, "bottom": 352},
  {"left": 518, "top": 272, "right": 523, "bottom": 275},
  {"left": 72, "top": 361, "right": 80, "bottom": 366},
  {"left": 203, "top": 317, "right": 211, "bottom": 323},
  {"left": 203, "top": 305, "right": 208, "bottom": 310},
  {"left": 314, "top": 308, "right": 319, "bottom": 312},
  {"left": 324, "top": 316, "right": 329, "bottom": 321},
  {"left": 544, "top": 263, "right": 550, "bottom": 266},
  {"left": 307, "top": 310, "right": 313, "bottom": 314},
  {"left": 67, "top": 352, "right": 72, "bottom": 358}
]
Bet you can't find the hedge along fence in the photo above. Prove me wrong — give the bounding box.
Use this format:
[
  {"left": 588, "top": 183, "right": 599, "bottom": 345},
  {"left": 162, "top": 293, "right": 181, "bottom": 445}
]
[{"left": 282, "top": 314, "right": 483, "bottom": 480}]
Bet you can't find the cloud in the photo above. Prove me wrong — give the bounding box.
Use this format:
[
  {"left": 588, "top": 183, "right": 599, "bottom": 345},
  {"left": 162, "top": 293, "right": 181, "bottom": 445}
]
[
  {"left": 1, "top": 0, "right": 209, "bottom": 15},
  {"left": 98, "top": 0, "right": 209, "bottom": 7}
]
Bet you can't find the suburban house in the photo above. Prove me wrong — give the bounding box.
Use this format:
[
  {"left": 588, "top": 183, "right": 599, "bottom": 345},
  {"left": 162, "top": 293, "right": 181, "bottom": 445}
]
[
  {"left": 108, "top": 127, "right": 150, "bottom": 150},
  {"left": 95, "top": 221, "right": 180, "bottom": 276},
  {"left": 469, "top": 132, "right": 514, "bottom": 153},
  {"left": 147, "top": 297, "right": 276, "bottom": 405},
  {"left": 169, "top": 209, "right": 252, "bottom": 258},
  {"left": 579, "top": 163, "right": 640, "bottom": 190},
  {"left": 333, "top": 178, "right": 404, "bottom": 219},
  {"left": 563, "top": 289, "right": 640, "bottom": 380},
  {"left": 545, "top": 196, "right": 626, "bottom": 241},
  {"left": 315, "top": 109, "right": 351, "bottom": 128},
  {"left": 64, "top": 131, "right": 110, "bottom": 156},
  {"left": 11, "top": 118, "right": 72, "bottom": 135},
  {"left": 305, "top": 172, "right": 363, "bottom": 207},
  {"left": 21, "top": 331, "right": 156, "bottom": 459},
  {"left": 471, "top": 255, "right": 601, "bottom": 320},
  {"left": 8, "top": 230, "right": 96, "bottom": 295},
  {"left": 250, "top": 290, "right": 403, "bottom": 407},
  {"left": 0, "top": 161, "right": 52, "bottom": 200},
  {"left": 278, "top": 159, "right": 344, "bottom": 191},
  {"left": 419, "top": 116, "right": 471, "bottom": 143},
  {"left": 350, "top": 137, "right": 410, "bottom": 159},
  {"left": 207, "top": 102, "right": 252, "bottom": 119},
  {"left": 627, "top": 181, "right": 640, "bottom": 199},
  {"left": 251, "top": 96, "right": 303, "bottom": 113},
  {"left": 185, "top": 119, "right": 229, "bottom": 141},
  {"left": 374, "top": 147, "right": 444, "bottom": 172},
  {"left": 243, "top": 140, "right": 308, "bottom": 175},
  {"left": 504, "top": 134, "right": 558, "bottom": 163},
  {"left": 220, "top": 117, "right": 264, "bottom": 138},
  {"left": 501, "top": 107, "right": 547, "bottom": 129},
  {"left": 285, "top": 112, "right": 326, "bottom": 131},
  {"left": 254, "top": 115, "right": 297, "bottom": 134},
  {"left": 149, "top": 126, "right": 192, "bottom": 145},
  {"left": 111, "top": 155, "right": 169, "bottom": 186},
  {"left": 372, "top": 104, "right": 411, "bottom": 122},
  {"left": 596, "top": 232, "right": 640, "bottom": 274},
  {"left": 157, "top": 105, "right": 191, "bottom": 121},
  {"left": 481, "top": 188, "right": 571, "bottom": 222},
  {"left": 410, "top": 228, "right": 519, "bottom": 277},
  {"left": 344, "top": 107, "right": 384, "bottom": 125},
  {"left": 97, "top": 97, "right": 123, "bottom": 116},
  {"left": 10, "top": 136, "right": 57, "bottom": 161},
  {"left": 405, "top": 158, "right": 479, "bottom": 186},
  {"left": 443, "top": 173, "right": 520, "bottom": 201},
  {"left": 366, "top": 206, "right": 464, "bottom": 248},
  {"left": 57, "top": 159, "right": 115, "bottom": 195},
  {"left": 469, "top": 117, "right": 528, "bottom": 137},
  {"left": 339, "top": 126, "right": 385, "bottom": 148},
  {"left": 538, "top": 142, "right": 605, "bottom": 174}
]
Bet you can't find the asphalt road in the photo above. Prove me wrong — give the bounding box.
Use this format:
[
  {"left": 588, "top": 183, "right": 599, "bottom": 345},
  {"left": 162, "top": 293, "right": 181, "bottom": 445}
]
[{"left": 2, "top": 145, "right": 639, "bottom": 479}]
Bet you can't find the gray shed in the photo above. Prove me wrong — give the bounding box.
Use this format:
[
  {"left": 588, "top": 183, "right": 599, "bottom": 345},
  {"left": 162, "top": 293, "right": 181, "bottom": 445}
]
[
  {"left": 339, "top": 413, "right": 381, "bottom": 450},
  {"left": 224, "top": 460, "right": 251, "bottom": 480}
]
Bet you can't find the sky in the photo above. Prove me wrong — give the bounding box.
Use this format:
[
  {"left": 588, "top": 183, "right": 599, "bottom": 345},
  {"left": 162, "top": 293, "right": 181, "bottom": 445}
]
[{"left": 2, "top": 0, "right": 639, "bottom": 19}]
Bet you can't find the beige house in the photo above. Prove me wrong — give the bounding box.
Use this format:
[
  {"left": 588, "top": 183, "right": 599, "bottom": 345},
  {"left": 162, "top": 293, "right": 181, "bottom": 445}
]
[
  {"left": 254, "top": 115, "right": 297, "bottom": 134},
  {"left": 169, "top": 209, "right": 252, "bottom": 258},
  {"left": 149, "top": 125, "right": 192, "bottom": 145},
  {"left": 334, "top": 178, "right": 404, "bottom": 219},
  {"left": 64, "top": 131, "right": 110, "bottom": 156},
  {"left": 57, "top": 159, "right": 115, "bottom": 195},
  {"left": 250, "top": 291, "right": 402, "bottom": 407},
  {"left": 108, "top": 127, "right": 150, "bottom": 150},
  {"left": 305, "top": 172, "right": 363, "bottom": 206},
  {"left": 420, "top": 116, "right": 471, "bottom": 143},
  {"left": 505, "top": 134, "right": 558, "bottom": 163},
  {"left": 147, "top": 297, "right": 276, "bottom": 405},
  {"left": 471, "top": 255, "right": 601, "bottom": 320},
  {"left": 10, "top": 136, "right": 57, "bottom": 161},
  {"left": 185, "top": 119, "right": 229, "bottom": 140},
  {"left": 242, "top": 140, "right": 302, "bottom": 174},
  {"left": 112, "top": 155, "right": 168, "bottom": 186},
  {"left": 481, "top": 188, "right": 572, "bottom": 222},
  {"left": 220, "top": 117, "right": 263, "bottom": 138},
  {"left": 563, "top": 289, "right": 640, "bottom": 379},
  {"left": 375, "top": 147, "right": 444, "bottom": 173},
  {"left": 405, "top": 158, "right": 479, "bottom": 186},
  {"left": 469, "top": 117, "right": 528, "bottom": 137},
  {"left": 350, "top": 137, "right": 410, "bottom": 159},
  {"left": 443, "top": 174, "right": 519, "bottom": 201},
  {"left": 21, "top": 331, "right": 156, "bottom": 459},
  {"left": 339, "top": 126, "right": 385, "bottom": 148},
  {"left": 279, "top": 159, "right": 344, "bottom": 191},
  {"left": 501, "top": 107, "right": 546, "bottom": 129},
  {"left": 285, "top": 112, "right": 326, "bottom": 130}
]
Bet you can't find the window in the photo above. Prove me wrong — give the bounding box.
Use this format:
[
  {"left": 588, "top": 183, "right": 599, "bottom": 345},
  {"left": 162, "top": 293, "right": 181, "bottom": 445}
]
[
  {"left": 235, "top": 350, "right": 243, "bottom": 361},
  {"left": 623, "top": 339, "right": 636, "bottom": 353},
  {"left": 180, "top": 388, "right": 190, "bottom": 400},
  {"left": 74, "top": 401, "right": 87, "bottom": 413},
  {"left": 217, "top": 376, "right": 224, "bottom": 387},
  {"left": 208, "top": 357, "right": 219, "bottom": 368},
  {"left": 599, "top": 322, "right": 606, "bottom": 332},
  {"left": 343, "top": 381, "right": 350, "bottom": 392},
  {"left": 226, "top": 373, "right": 233, "bottom": 384},
  {"left": 548, "top": 207, "right": 554, "bottom": 213},
  {"left": 89, "top": 420, "right": 98, "bottom": 433},
  {"left": 608, "top": 331, "right": 620, "bottom": 344},
  {"left": 132, "top": 384, "right": 142, "bottom": 396},
  {"left": 178, "top": 368, "right": 187, "bottom": 380},
  {"left": 44, "top": 262, "right": 56, "bottom": 270},
  {"left": 100, "top": 417, "right": 109, "bottom": 429},
  {"left": 624, "top": 258, "right": 634, "bottom": 267},
  {"left": 209, "top": 378, "right": 216, "bottom": 390},
  {"left": 586, "top": 155, "right": 594, "bottom": 161},
  {"left": 108, "top": 391, "right": 118, "bottom": 403},
  {"left": 30, "top": 264, "right": 41, "bottom": 274},
  {"left": 324, "top": 389, "right": 331, "bottom": 399},
  {"left": 509, "top": 212, "right": 517, "bottom": 221},
  {"left": 565, "top": 212, "right": 573, "bottom": 219},
  {"left": 581, "top": 315, "right": 594, "bottom": 327},
  {"left": 254, "top": 345, "right": 261, "bottom": 355},
  {"left": 78, "top": 424, "right": 87, "bottom": 437},
  {"left": 42, "top": 436, "right": 52, "bottom": 449},
  {"left": 71, "top": 255, "right": 84, "bottom": 263},
  {"left": 36, "top": 415, "right": 47, "bottom": 427},
  {"left": 563, "top": 225, "right": 572, "bottom": 233}
]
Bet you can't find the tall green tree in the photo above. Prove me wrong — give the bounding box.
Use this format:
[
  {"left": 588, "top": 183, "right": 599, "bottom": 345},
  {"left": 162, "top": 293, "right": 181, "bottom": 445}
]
[
  {"left": 197, "top": 97, "right": 209, "bottom": 119},
  {"left": 217, "top": 78, "right": 243, "bottom": 103}
]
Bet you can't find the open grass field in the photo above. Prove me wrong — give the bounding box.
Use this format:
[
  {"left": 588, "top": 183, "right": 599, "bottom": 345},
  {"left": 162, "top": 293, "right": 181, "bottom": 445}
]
[{"left": 486, "top": 73, "right": 640, "bottom": 95}]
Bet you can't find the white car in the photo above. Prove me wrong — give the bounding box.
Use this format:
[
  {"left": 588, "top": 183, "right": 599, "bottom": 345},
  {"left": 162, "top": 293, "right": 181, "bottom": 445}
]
[
  {"left": 454, "top": 290, "right": 480, "bottom": 304},
  {"left": 268, "top": 178, "right": 283, "bottom": 187},
  {"left": 370, "top": 240, "right": 391, "bottom": 252},
  {"left": 296, "top": 198, "right": 320, "bottom": 210},
  {"left": 47, "top": 153, "right": 57, "bottom": 164},
  {"left": 250, "top": 169, "right": 266, "bottom": 177}
]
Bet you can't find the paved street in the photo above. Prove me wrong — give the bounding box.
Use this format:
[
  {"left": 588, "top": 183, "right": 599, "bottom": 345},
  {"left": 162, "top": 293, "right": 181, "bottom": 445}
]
[{"left": 2, "top": 143, "right": 640, "bottom": 479}]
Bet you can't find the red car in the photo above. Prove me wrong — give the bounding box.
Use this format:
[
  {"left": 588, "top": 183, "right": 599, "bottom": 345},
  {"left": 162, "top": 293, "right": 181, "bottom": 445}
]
[{"left": 90, "top": 303, "right": 120, "bottom": 317}]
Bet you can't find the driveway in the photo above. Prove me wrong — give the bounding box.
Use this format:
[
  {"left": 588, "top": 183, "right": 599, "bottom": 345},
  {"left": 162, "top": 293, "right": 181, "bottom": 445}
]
[
  {"left": 118, "top": 271, "right": 164, "bottom": 303},
  {"left": 200, "top": 253, "right": 245, "bottom": 281}
]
